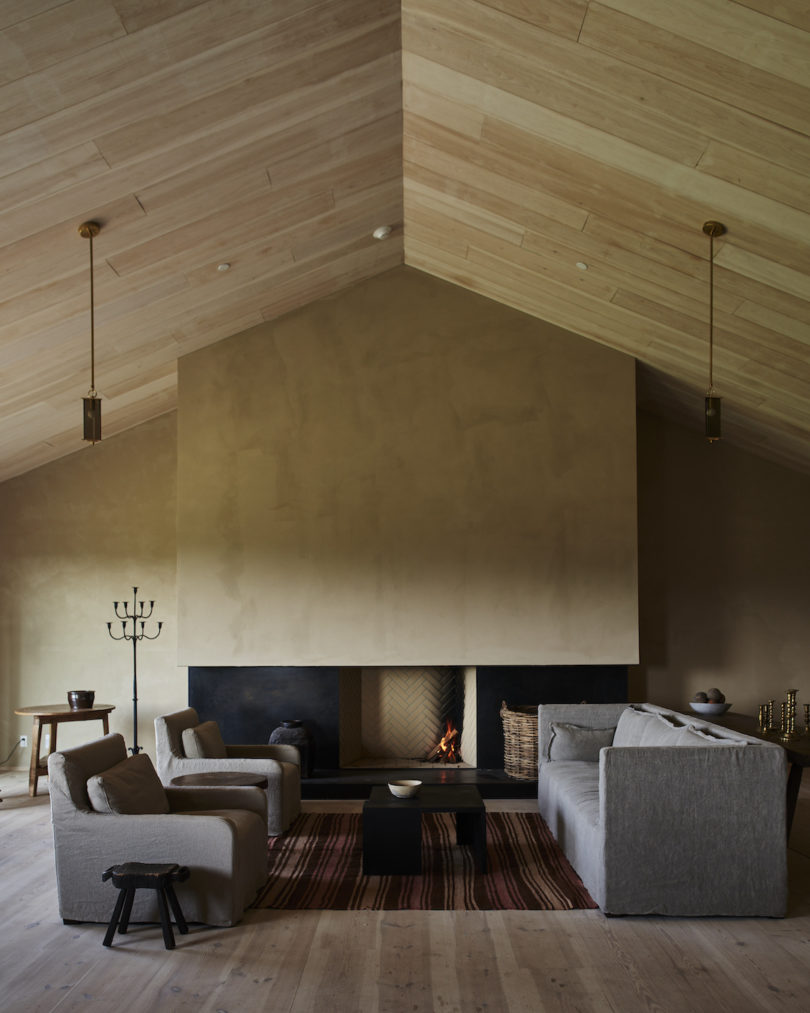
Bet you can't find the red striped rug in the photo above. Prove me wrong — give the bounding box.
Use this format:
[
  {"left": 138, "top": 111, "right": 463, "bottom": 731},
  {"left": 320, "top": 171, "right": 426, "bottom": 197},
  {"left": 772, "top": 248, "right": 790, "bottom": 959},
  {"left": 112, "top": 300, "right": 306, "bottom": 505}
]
[{"left": 253, "top": 811, "right": 596, "bottom": 911}]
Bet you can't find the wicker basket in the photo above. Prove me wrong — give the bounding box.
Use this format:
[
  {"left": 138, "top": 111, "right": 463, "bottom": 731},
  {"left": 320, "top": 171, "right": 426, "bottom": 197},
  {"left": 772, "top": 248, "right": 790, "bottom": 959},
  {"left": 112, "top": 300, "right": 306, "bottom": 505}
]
[{"left": 500, "top": 701, "right": 538, "bottom": 780}]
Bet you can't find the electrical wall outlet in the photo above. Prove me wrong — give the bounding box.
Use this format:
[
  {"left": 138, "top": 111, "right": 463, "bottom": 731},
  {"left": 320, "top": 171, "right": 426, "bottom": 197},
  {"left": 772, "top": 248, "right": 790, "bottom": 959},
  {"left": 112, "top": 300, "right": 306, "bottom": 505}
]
[
  {"left": 19, "top": 734, "right": 28, "bottom": 748},
  {"left": 43, "top": 733, "right": 50, "bottom": 751}
]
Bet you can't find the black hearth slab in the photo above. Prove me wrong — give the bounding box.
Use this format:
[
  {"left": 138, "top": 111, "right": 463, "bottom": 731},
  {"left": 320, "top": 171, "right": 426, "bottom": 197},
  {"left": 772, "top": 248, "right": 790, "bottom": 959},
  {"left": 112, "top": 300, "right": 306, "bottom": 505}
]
[{"left": 301, "top": 768, "right": 537, "bottom": 800}]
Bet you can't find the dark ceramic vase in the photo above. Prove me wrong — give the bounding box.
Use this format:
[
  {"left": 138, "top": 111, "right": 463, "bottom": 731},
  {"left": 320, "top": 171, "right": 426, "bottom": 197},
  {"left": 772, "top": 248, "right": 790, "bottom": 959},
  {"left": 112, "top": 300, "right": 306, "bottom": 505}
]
[
  {"left": 269, "top": 719, "right": 314, "bottom": 778},
  {"left": 67, "top": 690, "right": 95, "bottom": 710}
]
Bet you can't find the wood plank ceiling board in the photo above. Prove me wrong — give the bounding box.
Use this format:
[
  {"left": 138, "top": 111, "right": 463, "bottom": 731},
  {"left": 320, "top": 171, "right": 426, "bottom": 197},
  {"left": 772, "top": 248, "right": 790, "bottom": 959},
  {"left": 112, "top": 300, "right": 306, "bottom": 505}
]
[
  {"left": 402, "top": 0, "right": 810, "bottom": 474},
  {"left": 0, "top": 0, "right": 403, "bottom": 483},
  {"left": 1, "top": 0, "right": 809, "bottom": 482}
]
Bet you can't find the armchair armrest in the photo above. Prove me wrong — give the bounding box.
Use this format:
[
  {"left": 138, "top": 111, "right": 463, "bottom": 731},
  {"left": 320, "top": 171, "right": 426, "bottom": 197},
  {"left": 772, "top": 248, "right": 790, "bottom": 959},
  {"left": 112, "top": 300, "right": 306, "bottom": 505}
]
[
  {"left": 71, "top": 808, "right": 252, "bottom": 851},
  {"left": 52, "top": 808, "right": 267, "bottom": 926},
  {"left": 166, "top": 785, "right": 268, "bottom": 822},
  {"left": 166, "top": 755, "right": 285, "bottom": 784}
]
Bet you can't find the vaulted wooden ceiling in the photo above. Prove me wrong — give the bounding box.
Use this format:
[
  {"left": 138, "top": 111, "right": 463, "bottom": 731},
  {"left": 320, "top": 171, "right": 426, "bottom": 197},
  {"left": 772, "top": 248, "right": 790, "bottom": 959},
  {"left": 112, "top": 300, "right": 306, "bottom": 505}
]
[{"left": 1, "top": 0, "right": 808, "bottom": 483}]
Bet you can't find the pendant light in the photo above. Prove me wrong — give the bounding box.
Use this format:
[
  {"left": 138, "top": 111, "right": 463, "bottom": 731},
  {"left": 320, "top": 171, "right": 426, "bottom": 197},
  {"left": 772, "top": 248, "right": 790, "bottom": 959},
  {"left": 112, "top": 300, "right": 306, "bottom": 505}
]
[
  {"left": 79, "top": 220, "right": 102, "bottom": 443},
  {"left": 702, "top": 220, "right": 725, "bottom": 443}
]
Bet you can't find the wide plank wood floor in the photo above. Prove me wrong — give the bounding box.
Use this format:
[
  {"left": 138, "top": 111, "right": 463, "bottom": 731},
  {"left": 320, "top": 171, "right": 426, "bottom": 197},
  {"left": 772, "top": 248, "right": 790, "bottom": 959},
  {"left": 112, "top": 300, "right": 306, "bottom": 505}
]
[{"left": 1, "top": 768, "right": 809, "bottom": 1012}]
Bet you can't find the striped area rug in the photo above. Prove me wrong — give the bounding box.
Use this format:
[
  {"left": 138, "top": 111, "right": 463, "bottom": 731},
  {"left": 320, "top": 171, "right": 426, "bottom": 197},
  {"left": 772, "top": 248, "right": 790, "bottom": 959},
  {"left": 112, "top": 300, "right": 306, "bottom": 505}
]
[{"left": 253, "top": 811, "right": 596, "bottom": 911}]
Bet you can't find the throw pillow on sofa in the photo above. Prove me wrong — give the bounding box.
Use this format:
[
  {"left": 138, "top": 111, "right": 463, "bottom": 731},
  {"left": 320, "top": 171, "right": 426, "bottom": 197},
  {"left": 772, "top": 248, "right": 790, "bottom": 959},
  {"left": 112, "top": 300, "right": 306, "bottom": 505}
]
[
  {"left": 182, "top": 720, "right": 227, "bottom": 758},
  {"left": 612, "top": 708, "right": 684, "bottom": 747},
  {"left": 87, "top": 753, "right": 170, "bottom": 815},
  {"left": 547, "top": 722, "right": 617, "bottom": 761}
]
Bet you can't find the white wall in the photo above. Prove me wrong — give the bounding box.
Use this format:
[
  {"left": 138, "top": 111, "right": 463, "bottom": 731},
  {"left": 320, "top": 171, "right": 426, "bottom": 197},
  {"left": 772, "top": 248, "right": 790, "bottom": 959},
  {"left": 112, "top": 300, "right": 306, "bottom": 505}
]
[
  {"left": 1, "top": 278, "right": 808, "bottom": 768},
  {"left": 0, "top": 414, "right": 180, "bottom": 764},
  {"left": 177, "top": 267, "right": 639, "bottom": 667},
  {"left": 634, "top": 410, "right": 810, "bottom": 715}
]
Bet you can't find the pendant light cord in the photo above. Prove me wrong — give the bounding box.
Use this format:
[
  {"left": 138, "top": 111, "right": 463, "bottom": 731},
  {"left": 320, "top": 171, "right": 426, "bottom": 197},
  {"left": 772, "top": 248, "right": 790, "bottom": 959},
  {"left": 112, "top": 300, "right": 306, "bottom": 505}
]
[
  {"left": 702, "top": 220, "right": 725, "bottom": 395},
  {"left": 708, "top": 227, "right": 716, "bottom": 393},
  {"left": 88, "top": 228, "right": 96, "bottom": 396}
]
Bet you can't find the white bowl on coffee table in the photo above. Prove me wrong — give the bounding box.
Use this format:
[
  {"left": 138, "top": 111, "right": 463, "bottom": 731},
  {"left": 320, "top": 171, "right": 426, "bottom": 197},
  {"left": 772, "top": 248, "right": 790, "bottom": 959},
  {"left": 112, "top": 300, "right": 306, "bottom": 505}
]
[{"left": 388, "top": 780, "right": 422, "bottom": 798}]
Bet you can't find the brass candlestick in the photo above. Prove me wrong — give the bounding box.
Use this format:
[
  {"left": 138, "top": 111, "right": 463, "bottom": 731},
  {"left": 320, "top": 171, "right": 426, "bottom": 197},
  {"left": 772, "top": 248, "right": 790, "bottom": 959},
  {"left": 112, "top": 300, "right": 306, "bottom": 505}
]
[
  {"left": 759, "top": 691, "right": 804, "bottom": 738},
  {"left": 780, "top": 689, "right": 801, "bottom": 742}
]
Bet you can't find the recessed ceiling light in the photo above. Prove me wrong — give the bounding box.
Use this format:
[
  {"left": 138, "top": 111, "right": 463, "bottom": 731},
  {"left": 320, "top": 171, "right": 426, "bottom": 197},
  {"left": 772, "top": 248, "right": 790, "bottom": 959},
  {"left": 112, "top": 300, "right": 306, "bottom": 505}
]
[
  {"left": 372, "top": 225, "right": 392, "bottom": 240},
  {"left": 217, "top": 262, "right": 231, "bottom": 272},
  {"left": 575, "top": 262, "right": 588, "bottom": 271}
]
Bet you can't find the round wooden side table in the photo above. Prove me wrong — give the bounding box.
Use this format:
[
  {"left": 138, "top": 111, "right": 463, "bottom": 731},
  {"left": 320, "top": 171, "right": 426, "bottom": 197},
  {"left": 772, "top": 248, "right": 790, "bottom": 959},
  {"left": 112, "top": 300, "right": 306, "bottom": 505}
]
[
  {"left": 169, "top": 771, "right": 269, "bottom": 789},
  {"left": 15, "top": 704, "right": 116, "bottom": 797}
]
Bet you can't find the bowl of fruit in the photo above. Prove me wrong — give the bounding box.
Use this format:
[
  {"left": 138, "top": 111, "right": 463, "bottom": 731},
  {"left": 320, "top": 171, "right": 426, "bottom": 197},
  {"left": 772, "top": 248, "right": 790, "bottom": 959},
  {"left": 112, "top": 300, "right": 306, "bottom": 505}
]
[{"left": 689, "top": 689, "right": 731, "bottom": 716}]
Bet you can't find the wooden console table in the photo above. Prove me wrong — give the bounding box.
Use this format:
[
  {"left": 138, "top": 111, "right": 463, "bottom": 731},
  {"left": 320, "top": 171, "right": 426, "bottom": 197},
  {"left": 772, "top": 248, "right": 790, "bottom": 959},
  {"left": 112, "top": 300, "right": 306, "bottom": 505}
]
[
  {"left": 15, "top": 704, "right": 115, "bottom": 797},
  {"left": 713, "top": 712, "right": 810, "bottom": 838}
]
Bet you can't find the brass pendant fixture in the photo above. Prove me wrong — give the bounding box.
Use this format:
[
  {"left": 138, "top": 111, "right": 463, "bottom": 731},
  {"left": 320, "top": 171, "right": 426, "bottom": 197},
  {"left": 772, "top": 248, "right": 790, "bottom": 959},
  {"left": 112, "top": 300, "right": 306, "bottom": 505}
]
[
  {"left": 79, "top": 220, "right": 102, "bottom": 443},
  {"left": 702, "top": 220, "right": 725, "bottom": 443}
]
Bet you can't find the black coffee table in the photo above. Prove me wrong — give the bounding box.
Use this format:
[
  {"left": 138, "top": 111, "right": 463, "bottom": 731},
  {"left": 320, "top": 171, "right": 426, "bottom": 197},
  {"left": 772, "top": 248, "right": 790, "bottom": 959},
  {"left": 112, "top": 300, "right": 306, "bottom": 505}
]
[{"left": 362, "top": 784, "right": 487, "bottom": 876}]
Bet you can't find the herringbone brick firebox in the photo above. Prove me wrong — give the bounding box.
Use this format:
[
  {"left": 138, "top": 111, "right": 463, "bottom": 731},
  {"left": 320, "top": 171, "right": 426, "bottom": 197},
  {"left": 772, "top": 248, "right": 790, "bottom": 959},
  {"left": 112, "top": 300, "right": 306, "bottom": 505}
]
[{"left": 339, "top": 666, "right": 477, "bottom": 768}]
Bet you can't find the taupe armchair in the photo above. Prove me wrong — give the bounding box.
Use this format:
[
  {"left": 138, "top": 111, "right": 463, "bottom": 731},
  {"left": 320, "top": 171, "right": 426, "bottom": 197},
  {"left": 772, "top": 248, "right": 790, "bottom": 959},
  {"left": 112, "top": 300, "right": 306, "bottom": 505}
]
[
  {"left": 154, "top": 708, "right": 301, "bottom": 835},
  {"left": 48, "top": 733, "right": 267, "bottom": 927}
]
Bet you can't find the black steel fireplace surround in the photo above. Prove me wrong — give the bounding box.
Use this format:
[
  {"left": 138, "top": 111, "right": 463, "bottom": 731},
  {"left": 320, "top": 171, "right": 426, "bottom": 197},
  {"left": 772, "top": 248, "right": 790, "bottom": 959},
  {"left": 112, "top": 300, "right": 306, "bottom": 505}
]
[
  {"left": 190, "top": 666, "right": 341, "bottom": 767},
  {"left": 188, "top": 664, "right": 627, "bottom": 783}
]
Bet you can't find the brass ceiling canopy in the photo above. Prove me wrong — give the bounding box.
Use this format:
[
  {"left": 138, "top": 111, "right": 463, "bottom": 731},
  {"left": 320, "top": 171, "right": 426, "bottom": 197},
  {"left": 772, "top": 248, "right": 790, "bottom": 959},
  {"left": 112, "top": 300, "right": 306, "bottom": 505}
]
[{"left": 77, "top": 221, "right": 100, "bottom": 240}]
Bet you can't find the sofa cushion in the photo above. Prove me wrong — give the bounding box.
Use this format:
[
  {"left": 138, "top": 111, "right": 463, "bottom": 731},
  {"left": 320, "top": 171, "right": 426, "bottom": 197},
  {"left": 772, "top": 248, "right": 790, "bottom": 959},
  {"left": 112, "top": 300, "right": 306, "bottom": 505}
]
[
  {"left": 612, "top": 708, "right": 684, "bottom": 747},
  {"left": 639, "top": 712, "right": 685, "bottom": 746},
  {"left": 678, "top": 725, "right": 745, "bottom": 746},
  {"left": 612, "top": 707, "right": 647, "bottom": 746},
  {"left": 182, "top": 721, "right": 227, "bottom": 759},
  {"left": 87, "top": 753, "right": 170, "bottom": 815},
  {"left": 541, "top": 761, "right": 602, "bottom": 830},
  {"left": 548, "top": 722, "right": 617, "bottom": 761}
]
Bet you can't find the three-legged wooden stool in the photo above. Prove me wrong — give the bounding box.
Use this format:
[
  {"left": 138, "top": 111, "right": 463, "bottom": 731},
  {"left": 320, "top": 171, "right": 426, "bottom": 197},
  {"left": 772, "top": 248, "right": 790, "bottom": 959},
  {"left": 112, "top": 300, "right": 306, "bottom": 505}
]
[{"left": 102, "top": 862, "right": 190, "bottom": 949}]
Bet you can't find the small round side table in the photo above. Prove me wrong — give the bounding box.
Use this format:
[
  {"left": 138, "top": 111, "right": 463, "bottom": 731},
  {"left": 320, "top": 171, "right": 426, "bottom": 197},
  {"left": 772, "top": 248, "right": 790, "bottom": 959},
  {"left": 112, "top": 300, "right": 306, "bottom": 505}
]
[
  {"left": 15, "top": 704, "right": 116, "bottom": 797},
  {"left": 169, "top": 771, "right": 269, "bottom": 789}
]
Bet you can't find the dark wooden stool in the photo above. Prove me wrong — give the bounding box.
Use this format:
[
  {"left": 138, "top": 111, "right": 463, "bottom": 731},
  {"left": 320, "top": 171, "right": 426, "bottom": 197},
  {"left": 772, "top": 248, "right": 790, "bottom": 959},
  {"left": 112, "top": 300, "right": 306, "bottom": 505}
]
[{"left": 102, "top": 862, "right": 190, "bottom": 949}]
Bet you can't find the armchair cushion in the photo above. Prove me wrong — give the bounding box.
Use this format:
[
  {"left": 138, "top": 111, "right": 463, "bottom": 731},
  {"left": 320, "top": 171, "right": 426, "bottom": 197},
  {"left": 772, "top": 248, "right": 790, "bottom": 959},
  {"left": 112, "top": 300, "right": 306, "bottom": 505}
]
[
  {"left": 86, "top": 753, "right": 169, "bottom": 815},
  {"left": 182, "top": 720, "right": 227, "bottom": 759}
]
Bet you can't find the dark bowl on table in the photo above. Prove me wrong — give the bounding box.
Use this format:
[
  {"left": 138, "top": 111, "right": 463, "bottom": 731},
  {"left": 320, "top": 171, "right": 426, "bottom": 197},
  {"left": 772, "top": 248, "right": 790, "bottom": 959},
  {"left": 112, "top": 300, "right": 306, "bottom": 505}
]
[{"left": 67, "top": 690, "right": 95, "bottom": 710}]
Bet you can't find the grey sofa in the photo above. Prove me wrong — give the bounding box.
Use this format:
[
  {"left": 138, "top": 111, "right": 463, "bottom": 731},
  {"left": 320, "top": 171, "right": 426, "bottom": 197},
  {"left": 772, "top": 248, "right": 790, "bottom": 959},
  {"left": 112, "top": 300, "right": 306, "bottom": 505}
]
[
  {"left": 48, "top": 733, "right": 268, "bottom": 926},
  {"left": 155, "top": 708, "right": 301, "bottom": 836},
  {"left": 538, "top": 702, "right": 788, "bottom": 917}
]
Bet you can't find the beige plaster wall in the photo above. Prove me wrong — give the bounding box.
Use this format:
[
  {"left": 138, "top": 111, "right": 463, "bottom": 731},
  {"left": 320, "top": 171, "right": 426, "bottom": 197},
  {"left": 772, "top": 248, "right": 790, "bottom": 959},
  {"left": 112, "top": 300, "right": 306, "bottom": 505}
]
[
  {"left": 177, "top": 267, "right": 639, "bottom": 667},
  {"left": 0, "top": 414, "right": 180, "bottom": 766},
  {"left": 633, "top": 411, "right": 810, "bottom": 716},
  {"left": 2, "top": 283, "right": 807, "bottom": 771}
]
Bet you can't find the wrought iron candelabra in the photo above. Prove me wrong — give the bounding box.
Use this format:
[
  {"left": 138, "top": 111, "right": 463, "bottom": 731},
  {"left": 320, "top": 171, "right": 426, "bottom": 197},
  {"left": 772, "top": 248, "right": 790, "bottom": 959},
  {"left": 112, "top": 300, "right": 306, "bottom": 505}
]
[{"left": 107, "top": 587, "right": 163, "bottom": 754}]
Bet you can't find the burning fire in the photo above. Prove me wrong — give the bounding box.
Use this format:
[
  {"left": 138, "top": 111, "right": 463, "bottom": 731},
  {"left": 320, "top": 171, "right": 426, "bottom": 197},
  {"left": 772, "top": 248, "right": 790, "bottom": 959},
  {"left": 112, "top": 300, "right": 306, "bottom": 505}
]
[{"left": 429, "top": 718, "right": 460, "bottom": 763}]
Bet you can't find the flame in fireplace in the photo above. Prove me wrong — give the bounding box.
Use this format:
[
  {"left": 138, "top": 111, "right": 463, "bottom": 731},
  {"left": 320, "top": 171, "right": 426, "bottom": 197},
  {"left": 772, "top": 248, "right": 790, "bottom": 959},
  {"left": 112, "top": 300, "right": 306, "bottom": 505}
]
[{"left": 431, "top": 718, "right": 460, "bottom": 763}]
